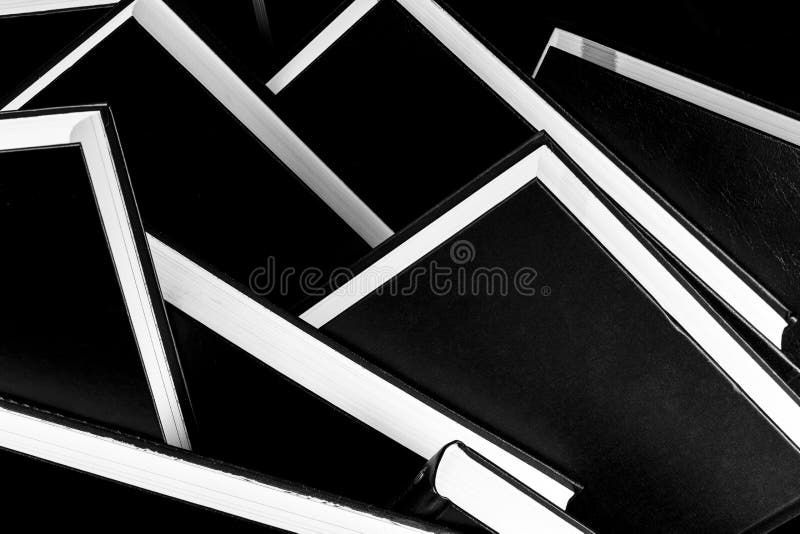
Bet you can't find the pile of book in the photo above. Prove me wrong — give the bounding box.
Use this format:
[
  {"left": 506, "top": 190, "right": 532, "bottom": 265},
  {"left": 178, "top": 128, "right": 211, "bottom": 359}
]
[{"left": 2, "top": 2, "right": 799, "bottom": 532}]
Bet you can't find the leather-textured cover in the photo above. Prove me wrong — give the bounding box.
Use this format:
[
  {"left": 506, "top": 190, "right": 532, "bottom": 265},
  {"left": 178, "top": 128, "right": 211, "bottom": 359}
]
[
  {"left": 0, "top": 105, "right": 192, "bottom": 443},
  {"left": 320, "top": 136, "right": 800, "bottom": 533},
  {"left": 536, "top": 48, "right": 800, "bottom": 349},
  {"left": 9, "top": 4, "right": 371, "bottom": 313},
  {"left": 166, "top": 303, "right": 427, "bottom": 506},
  {"left": 274, "top": 0, "right": 535, "bottom": 230},
  {"left": 0, "top": 5, "right": 111, "bottom": 103}
]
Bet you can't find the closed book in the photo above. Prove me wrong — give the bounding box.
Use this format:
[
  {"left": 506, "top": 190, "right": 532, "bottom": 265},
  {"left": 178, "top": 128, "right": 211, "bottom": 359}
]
[
  {"left": 534, "top": 30, "right": 800, "bottom": 367},
  {"left": 393, "top": 442, "right": 592, "bottom": 534},
  {"left": 303, "top": 134, "right": 800, "bottom": 533},
  {"left": 0, "top": 395, "right": 446, "bottom": 533},
  {"left": 0, "top": 105, "right": 192, "bottom": 448}
]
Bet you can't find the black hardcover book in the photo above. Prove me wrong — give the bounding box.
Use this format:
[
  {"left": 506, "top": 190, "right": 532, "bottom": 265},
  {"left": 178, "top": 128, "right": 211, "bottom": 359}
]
[
  {"left": 393, "top": 442, "right": 592, "bottom": 533},
  {"left": 0, "top": 106, "right": 192, "bottom": 448},
  {"left": 4, "top": 0, "right": 390, "bottom": 312},
  {"left": 165, "top": 303, "right": 426, "bottom": 507},
  {"left": 534, "top": 34, "right": 800, "bottom": 361},
  {"left": 301, "top": 135, "right": 800, "bottom": 533},
  {"left": 269, "top": 0, "right": 534, "bottom": 230},
  {"left": 0, "top": 2, "right": 111, "bottom": 103},
  {"left": 0, "top": 396, "right": 444, "bottom": 533}
]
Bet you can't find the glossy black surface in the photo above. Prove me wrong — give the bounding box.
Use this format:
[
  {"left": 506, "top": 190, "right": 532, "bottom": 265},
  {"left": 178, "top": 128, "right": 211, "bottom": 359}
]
[
  {"left": 167, "top": 304, "right": 425, "bottom": 506},
  {"left": 276, "top": 0, "right": 534, "bottom": 230},
  {"left": 0, "top": 7, "right": 109, "bottom": 103},
  {"left": 323, "top": 180, "right": 800, "bottom": 533},
  {"left": 0, "top": 444, "right": 283, "bottom": 532},
  {"left": 0, "top": 146, "right": 161, "bottom": 439},
  {"left": 24, "top": 20, "right": 370, "bottom": 312},
  {"left": 537, "top": 48, "right": 800, "bottom": 323}
]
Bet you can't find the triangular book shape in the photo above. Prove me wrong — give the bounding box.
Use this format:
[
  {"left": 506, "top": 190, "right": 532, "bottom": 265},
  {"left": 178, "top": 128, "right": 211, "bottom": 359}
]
[
  {"left": 0, "top": 395, "right": 445, "bottom": 533},
  {"left": 267, "top": 0, "right": 535, "bottom": 230},
  {"left": 0, "top": 106, "right": 191, "bottom": 448},
  {"left": 533, "top": 29, "right": 800, "bottom": 360}
]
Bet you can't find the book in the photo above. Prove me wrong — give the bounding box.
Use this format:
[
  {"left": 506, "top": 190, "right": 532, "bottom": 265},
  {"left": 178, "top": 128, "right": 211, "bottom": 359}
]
[
  {"left": 300, "top": 134, "right": 800, "bottom": 533},
  {"left": 393, "top": 442, "right": 592, "bottom": 534},
  {"left": 0, "top": 395, "right": 446, "bottom": 533},
  {"left": 147, "top": 129, "right": 800, "bottom": 531},
  {"left": 166, "top": 303, "right": 428, "bottom": 507},
  {"left": 533, "top": 29, "right": 800, "bottom": 362},
  {"left": 0, "top": 1, "right": 112, "bottom": 102},
  {"left": 386, "top": 0, "right": 797, "bottom": 366},
  {"left": 0, "top": 105, "right": 192, "bottom": 449},
  {"left": 261, "top": 0, "right": 794, "bottom": 365},
  {"left": 2, "top": 0, "right": 397, "bottom": 311},
  {"left": 149, "top": 222, "right": 578, "bottom": 514},
  {"left": 267, "top": 0, "right": 535, "bottom": 231}
]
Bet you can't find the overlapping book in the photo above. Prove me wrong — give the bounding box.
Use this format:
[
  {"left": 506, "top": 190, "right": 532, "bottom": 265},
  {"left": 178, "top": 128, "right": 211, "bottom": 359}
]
[{"left": 2, "top": 1, "right": 800, "bottom": 533}]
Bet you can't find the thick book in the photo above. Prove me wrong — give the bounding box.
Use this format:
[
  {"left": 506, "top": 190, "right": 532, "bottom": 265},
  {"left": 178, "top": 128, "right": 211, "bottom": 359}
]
[
  {"left": 299, "top": 134, "right": 800, "bottom": 533},
  {"left": 0, "top": 106, "right": 192, "bottom": 449},
  {"left": 393, "top": 442, "right": 592, "bottom": 534},
  {"left": 2, "top": 0, "right": 397, "bottom": 312},
  {"left": 0, "top": 395, "right": 446, "bottom": 533},
  {"left": 267, "top": 0, "right": 535, "bottom": 231},
  {"left": 0, "top": 1, "right": 112, "bottom": 102},
  {"left": 533, "top": 29, "right": 800, "bottom": 361},
  {"left": 148, "top": 131, "right": 800, "bottom": 532}
]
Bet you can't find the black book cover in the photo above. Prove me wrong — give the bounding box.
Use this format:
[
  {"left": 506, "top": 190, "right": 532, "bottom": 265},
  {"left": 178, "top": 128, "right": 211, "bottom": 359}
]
[
  {"left": 439, "top": 0, "right": 800, "bottom": 117},
  {"left": 317, "top": 137, "right": 800, "bottom": 532},
  {"left": 0, "top": 105, "right": 191, "bottom": 445},
  {"left": 0, "top": 396, "right": 443, "bottom": 533},
  {"left": 273, "top": 0, "right": 535, "bottom": 231},
  {"left": 0, "top": 445, "right": 285, "bottom": 532},
  {"left": 535, "top": 47, "right": 800, "bottom": 354},
  {"left": 165, "top": 303, "right": 427, "bottom": 506},
  {"left": 0, "top": 5, "right": 110, "bottom": 103},
  {"left": 8, "top": 1, "right": 371, "bottom": 312}
]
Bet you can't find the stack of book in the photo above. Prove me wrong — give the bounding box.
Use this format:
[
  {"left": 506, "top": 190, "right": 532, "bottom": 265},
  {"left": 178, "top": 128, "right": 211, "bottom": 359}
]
[{"left": 2, "top": 1, "right": 799, "bottom": 532}]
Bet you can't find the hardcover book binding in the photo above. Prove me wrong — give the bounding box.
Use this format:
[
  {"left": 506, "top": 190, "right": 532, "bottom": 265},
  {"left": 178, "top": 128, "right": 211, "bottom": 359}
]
[
  {"left": 0, "top": 106, "right": 192, "bottom": 448},
  {"left": 533, "top": 30, "right": 800, "bottom": 363},
  {"left": 302, "top": 135, "right": 800, "bottom": 533},
  {"left": 0, "top": 395, "right": 445, "bottom": 533}
]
